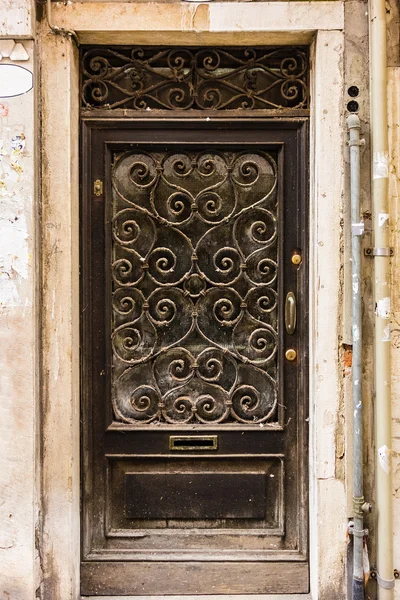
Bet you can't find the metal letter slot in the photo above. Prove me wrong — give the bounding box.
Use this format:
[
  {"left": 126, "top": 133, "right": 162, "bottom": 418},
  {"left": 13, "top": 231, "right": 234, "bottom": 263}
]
[
  {"left": 285, "top": 292, "right": 297, "bottom": 335},
  {"left": 169, "top": 435, "right": 218, "bottom": 451}
]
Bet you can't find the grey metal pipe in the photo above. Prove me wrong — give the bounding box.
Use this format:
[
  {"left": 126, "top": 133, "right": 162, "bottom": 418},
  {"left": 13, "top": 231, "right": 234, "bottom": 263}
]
[
  {"left": 348, "top": 114, "right": 365, "bottom": 600},
  {"left": 46, "top": 0, "right": 79, "bottom": 46}
]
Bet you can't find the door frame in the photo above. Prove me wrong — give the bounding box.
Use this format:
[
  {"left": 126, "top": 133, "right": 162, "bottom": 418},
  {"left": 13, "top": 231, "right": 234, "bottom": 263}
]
[{"left": 38, "top": 9, "right": 346, "bottom": 599}]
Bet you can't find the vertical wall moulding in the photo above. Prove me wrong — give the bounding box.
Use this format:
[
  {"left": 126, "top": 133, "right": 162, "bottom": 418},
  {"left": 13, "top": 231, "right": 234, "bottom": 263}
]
[
  {"left": 39, "top": 30, "right": 80, "bottom": 600},
  {"left": 37, "top": 3, "right": 346, "bottom": 599},
  {"left": 309, "top": 29, "right": 346, "bottom": 600}
]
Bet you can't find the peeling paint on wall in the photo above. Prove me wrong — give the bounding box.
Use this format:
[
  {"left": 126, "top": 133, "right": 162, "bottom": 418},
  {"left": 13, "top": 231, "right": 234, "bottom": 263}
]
[
  {"left": 378, "top": 444, "right": 392, "bottom": 474},
  {"left": 378, "top": 212, "right": 390, "bottom": 227},
  {"left": 376, "top": 296, "right": 391, "bottom": 319},
  {"left": 0, "top": 117, "right": 30, "bottom": 308},
  {"left": 373, "top": 151, "right": 389, "bottom": 179},
  {"left": 382, "top": 323, "right": 391, "bottom": 342}
]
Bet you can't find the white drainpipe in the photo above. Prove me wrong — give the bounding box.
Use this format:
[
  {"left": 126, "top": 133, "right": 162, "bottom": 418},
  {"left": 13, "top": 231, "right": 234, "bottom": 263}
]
[{"left": 369, "top": 0, "right": 394, "bottom": 595}]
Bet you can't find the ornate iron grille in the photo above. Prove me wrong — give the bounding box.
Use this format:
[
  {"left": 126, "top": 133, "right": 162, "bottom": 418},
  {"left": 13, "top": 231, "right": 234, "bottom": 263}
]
[
  {"left": 81, "top": 46, "right": 309, "bottom": 111},
  {"left": 112, "top": 149, "right": 278, "bottom": 425}
]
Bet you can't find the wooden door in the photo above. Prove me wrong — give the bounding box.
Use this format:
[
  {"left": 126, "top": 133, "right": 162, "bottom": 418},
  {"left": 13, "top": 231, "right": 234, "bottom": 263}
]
[{"left": 81, "top": 119, "right": 308, "bottom": 595}]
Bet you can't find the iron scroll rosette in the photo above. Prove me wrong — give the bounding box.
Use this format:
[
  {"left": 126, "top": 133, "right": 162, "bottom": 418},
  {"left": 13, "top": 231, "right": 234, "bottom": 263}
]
[{"left": 81, "top": 46, "right": 309, "bottom": 111}]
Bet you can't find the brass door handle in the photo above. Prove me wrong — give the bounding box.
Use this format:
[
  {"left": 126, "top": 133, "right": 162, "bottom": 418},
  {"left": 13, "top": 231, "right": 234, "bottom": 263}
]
[
  {"left": 285, "top": 349, "right": 297, "bottom": 361},
  {"left": 285, "top": 292, "right": 297, "bottom": 335}
]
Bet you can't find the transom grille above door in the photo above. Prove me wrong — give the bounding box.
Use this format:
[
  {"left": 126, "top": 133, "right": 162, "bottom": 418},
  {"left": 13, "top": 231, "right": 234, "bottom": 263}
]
[
  {"left": 112, "top": 149, "right": 278, "bottom": 425},
  {"left": 81, "top": 46, "right": 309, "bottom": 111}
]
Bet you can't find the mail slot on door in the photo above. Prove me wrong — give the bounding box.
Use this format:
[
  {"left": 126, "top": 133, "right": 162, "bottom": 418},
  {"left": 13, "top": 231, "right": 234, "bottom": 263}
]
[{"left": 169, "top": 435, "right": 218, "bottom": 451}]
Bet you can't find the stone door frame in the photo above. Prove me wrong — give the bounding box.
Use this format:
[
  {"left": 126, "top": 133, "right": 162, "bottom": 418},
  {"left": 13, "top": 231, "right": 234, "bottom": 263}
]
[{"left": 38, "top": 3, "right": 346, "bottom": 598}]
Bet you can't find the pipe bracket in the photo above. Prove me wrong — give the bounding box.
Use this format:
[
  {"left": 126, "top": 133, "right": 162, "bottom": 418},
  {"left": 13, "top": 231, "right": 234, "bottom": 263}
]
[
  {"left": 362, "top": 502, "right": 372, "bottom": 514},
  {"left": 352, "top": 222, "right": 365, "bottom": 236},
  {"left": 348, "top": 522, "right": 368, "bottom": 538},
  {"left": 364, "top": 247, "right": 394, "bottom": 257},
  {"left": 376, "top": 573, "right": 395, "bottom": 590},
  {"left": 347, "top": 138, "right": 366, "bottom": 147}
]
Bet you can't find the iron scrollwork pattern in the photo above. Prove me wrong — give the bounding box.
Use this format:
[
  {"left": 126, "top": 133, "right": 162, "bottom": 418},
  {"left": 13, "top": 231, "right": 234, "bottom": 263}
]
[
  {"left": 81, "top": 46, "right": 309, "bottom": 111},
  {"left": 112, "top": 150, "right": 279, "bottom": 425}
]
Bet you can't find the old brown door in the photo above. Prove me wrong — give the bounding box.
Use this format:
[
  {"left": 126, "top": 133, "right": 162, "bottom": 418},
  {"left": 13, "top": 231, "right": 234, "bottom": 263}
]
[{"left": 80, "top": 47, "right": 309, "bottom": 596}]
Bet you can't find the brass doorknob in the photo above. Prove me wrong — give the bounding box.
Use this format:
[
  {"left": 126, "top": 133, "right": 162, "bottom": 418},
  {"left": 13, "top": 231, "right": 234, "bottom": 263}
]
[
  {"left": 285, "top": 349, "right": 297, "bottom": 361},
  {"left": 291, "top": 252, "right": 302, "bottom": 265}
]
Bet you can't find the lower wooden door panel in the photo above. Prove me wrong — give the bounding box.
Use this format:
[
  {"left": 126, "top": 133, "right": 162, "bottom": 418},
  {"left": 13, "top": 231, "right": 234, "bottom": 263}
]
[{"left": 81, "top": 562, "right": 309, "bottom": 596}]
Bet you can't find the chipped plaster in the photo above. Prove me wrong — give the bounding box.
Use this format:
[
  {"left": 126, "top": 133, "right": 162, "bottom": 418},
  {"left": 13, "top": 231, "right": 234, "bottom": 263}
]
[{"left": 0, "top": 127, "right": 30, "bottom": 308}]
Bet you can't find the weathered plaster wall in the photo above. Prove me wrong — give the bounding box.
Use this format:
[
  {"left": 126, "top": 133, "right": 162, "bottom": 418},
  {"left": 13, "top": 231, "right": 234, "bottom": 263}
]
[
  {"left": 0, "top": 0, "right": 399, "bottom": 599},
  {"left": 0, "top": 0, "right": 34, "bottom": 38},
  {"left": 51, "top": 0, "right": 344, "bottom": 44},
  {"left": 0, "top": 42, "right": 37, "bottom": 600},
  {"left": 308, "top": 29, "right": 346, "bottom": 600}
]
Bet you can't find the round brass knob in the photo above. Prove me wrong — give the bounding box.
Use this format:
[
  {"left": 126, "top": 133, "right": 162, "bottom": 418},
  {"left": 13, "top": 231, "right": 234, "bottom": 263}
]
[
  {"left": 285, "top": 349, "right": 297, "bottom": 361},
  {"left": 291, "top": 252, "right": 302, "bottom": 265}
]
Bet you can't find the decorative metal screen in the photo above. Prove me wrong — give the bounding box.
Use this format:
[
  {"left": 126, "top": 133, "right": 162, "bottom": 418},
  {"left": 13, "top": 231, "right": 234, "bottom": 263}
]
[
  {"left": 112, "top": 150, "right": 278, "bottom": 424},
  {"left": 81, "top": 46, "right": 309, "bottom": 111}
]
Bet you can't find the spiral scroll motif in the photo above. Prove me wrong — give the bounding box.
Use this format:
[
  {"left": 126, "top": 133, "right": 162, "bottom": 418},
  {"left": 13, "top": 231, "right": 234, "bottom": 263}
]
[{"left": 111, "top": 149, "right": 279, "bottom": 424}]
